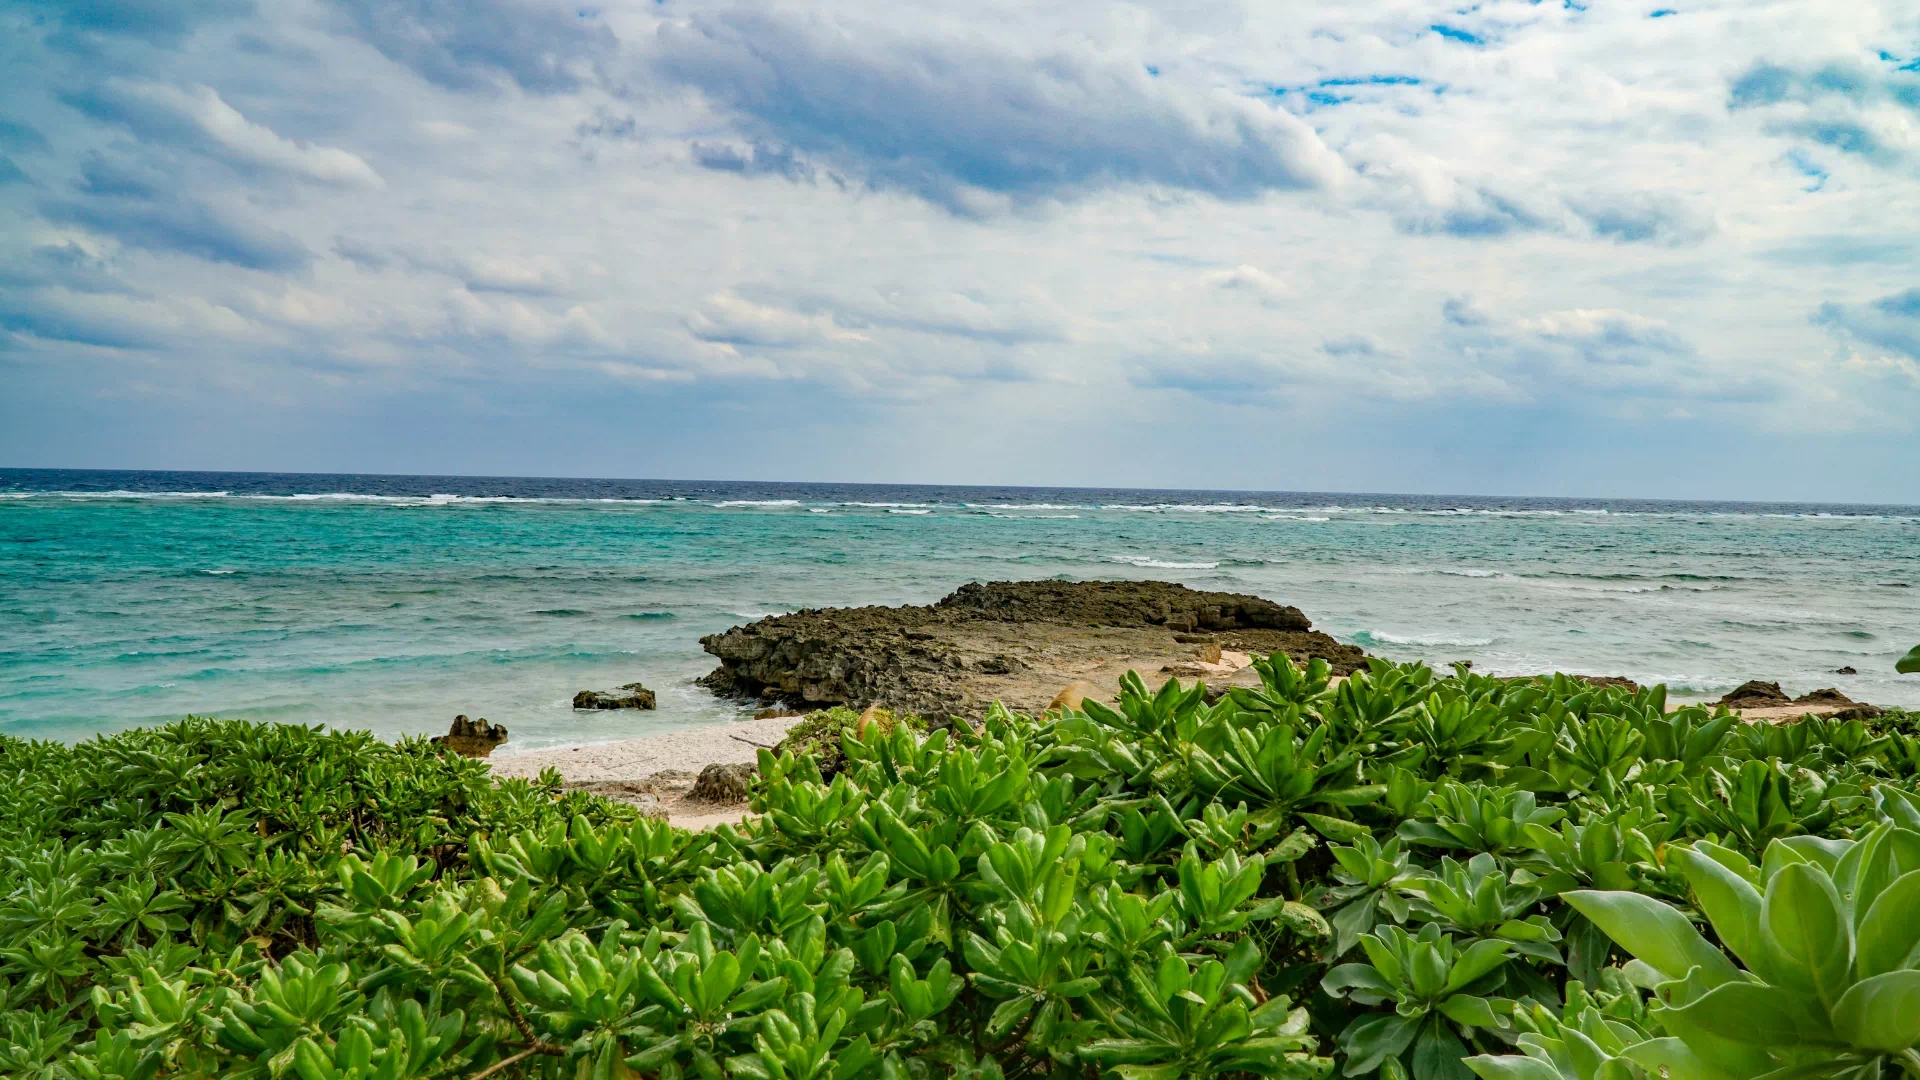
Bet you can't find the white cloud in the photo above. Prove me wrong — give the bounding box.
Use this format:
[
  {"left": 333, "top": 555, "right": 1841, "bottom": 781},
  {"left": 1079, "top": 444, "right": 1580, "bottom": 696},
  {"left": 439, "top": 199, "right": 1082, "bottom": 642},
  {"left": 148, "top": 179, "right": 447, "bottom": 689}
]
[
  {"left": 1202, "top": 265, "right": 1289, "bottom": 304},
  {"left": 101, "top": 80, "right": 385, "bottom": 187},
  {"left": 4, "top": 0, "right": 1919, "bottom": 492}
]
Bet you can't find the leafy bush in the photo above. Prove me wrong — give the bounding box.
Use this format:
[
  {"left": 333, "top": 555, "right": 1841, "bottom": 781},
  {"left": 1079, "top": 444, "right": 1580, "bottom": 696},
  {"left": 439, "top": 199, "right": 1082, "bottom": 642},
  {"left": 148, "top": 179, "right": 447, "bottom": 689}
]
[{"left": 6, "top": 661, "right": 1920, "bottom": 1079}]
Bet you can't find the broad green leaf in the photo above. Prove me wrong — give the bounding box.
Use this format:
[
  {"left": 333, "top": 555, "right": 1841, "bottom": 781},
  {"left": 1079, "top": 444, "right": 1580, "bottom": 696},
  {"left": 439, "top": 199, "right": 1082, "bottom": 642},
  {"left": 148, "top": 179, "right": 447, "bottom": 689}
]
[
  {"left": 1444, "top": 939, "right": 1513, "bottom": 995},
  {"left": 1762, "top": 862, "right": 1852, "bottom": 1008},
  {"left": 1669, "top": 845, "right": 1763, "bottom": 970},
  {"left": 1856, "top": 869, "right": 1920, "bottom": 979},
  {"left": 1435, "top": 994, "right": 1502, "bottom": 1028},
  {"left": 1563, "top": 890, "right": 1739, "bottom": 986},
  {"left": 1663, "top": 980, "right": 1833, "bottom": 1047},
  {"left": 1411, "top": 1019, "right": 1473, "bottom": 1080},
  {"left": 1619, "top": 1038, "right": 1737, "bottom": 1080},
  {"left": 1339, "top": 1013, "right": 1422, "bottom": 1076},
  {"left": 1463, "top": 1057, "right": 1558, "bottom": 1080},
  {"left": 1898, "top": 644, "right": 1920, "bottom": 674},
  {"left": 1832, "top": 969, "right": 1920, "bottom": 1052},
  {"left": 1303, "top": 813, "right": 1375, "bottom": 842}
]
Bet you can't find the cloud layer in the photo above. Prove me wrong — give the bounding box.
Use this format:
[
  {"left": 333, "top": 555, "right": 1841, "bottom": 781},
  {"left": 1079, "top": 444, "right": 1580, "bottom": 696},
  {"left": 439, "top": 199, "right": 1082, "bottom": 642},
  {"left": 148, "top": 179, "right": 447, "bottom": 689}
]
[{"left": 2, "top": 0, "right": 1918, "bottom": 498}]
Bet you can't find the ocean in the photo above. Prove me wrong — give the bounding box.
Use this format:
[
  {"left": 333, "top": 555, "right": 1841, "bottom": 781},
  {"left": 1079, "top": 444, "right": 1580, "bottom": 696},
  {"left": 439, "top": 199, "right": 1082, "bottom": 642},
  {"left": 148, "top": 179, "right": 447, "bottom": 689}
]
[{"left": 3, "top": 468, "right": 1917, "bottom": 750}]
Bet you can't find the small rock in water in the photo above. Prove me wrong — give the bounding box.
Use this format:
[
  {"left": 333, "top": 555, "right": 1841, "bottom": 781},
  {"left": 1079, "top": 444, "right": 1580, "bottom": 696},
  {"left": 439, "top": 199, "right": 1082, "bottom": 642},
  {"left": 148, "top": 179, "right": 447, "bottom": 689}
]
[
  {"left": 689, "top": 762, "right": 755, "bottom": 803},
  {"left": 573, "top": 682, "right": 657, "bottom": 710},
  {"left": 1835, "top": 666, "right": 1858, "bottom": 675},
  {"left": 432, "top": 714, "right": 507, "bottom": 758}
]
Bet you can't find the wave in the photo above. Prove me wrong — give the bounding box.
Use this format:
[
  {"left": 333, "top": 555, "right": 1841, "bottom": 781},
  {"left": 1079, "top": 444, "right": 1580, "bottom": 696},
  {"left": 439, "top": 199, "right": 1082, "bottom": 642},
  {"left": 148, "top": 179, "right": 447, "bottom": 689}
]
[
  {"left": 532, "top": 609, "right": 590, "bottom": 617},
  {"left": 888, "top": 508, "right": 932, "bottom": 515},
  {"left": 200, "top": 569, "right": 238, "bottom": 575},
  {"left": 1102, "top": 503, "right": 1270, "bottom": 513},
  {"left": 623, "top": 612, "right": 675, "bottom": 620},
  {"left": 0, "top": 489, "right": 671, "bottom": 506},
  {"left": 1393, "top": 567, "right": 1507, "bottom": 579},
  {"left": 1, "top": 489, "right": 235, "bottom": 500},
  {"left": 808, "top": 508, "right": 833, "bottom": 514},
  {"left": 1111, "top": 555, "right": 1220, "bottom": 569},
  {"left": 1351, "top": 630, "right": 1496, "bottom": 648},
  {"left": 6, "top": 489, "right": 1916, "bottom": 523}
]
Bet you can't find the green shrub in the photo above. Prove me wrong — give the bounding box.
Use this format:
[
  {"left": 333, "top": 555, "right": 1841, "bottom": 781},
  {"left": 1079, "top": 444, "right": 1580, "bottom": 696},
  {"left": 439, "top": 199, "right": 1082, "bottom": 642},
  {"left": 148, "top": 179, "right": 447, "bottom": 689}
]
[
  {"left": 6, "top": 660, "right": 1920, "bottom": 1079},
  {"left": 774, "top": 707, "right": 928, "bottom": 779}
]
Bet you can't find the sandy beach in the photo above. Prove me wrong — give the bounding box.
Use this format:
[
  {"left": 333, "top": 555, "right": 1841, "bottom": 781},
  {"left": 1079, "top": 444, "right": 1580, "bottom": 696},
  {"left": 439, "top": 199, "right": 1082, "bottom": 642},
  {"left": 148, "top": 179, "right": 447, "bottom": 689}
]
[{"left": 486, "top": 713, "right": 803, "bottom": 829}]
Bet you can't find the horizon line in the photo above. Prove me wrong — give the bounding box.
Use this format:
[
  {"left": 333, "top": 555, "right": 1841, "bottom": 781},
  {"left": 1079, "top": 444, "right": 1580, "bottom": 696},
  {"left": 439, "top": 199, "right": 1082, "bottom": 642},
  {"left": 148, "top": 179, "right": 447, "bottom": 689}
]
[{"left": 5, "top": 465, "right": 1920, "bottom": 511}]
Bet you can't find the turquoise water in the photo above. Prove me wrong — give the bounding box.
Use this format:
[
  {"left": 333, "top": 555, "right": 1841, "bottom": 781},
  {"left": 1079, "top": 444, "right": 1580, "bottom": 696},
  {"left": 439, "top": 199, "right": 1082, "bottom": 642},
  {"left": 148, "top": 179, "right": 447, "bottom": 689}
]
[{"left": 4, "top": 469, "right": 1918, "bottom": 750}]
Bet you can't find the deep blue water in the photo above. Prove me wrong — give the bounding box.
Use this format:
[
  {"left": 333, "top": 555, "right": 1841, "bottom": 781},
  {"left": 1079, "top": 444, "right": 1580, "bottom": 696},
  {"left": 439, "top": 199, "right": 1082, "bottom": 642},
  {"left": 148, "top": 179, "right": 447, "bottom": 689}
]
[{"left": 4, "top": 468, "right": 1918, "bottom": 751}]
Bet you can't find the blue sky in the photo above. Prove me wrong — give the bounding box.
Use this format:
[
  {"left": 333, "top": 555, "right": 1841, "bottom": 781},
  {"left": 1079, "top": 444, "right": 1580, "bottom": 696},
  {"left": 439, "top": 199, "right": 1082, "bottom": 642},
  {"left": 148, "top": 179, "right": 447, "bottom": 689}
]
[{"left": 2, "top": 0, "right": 1919, "bottom": 501}]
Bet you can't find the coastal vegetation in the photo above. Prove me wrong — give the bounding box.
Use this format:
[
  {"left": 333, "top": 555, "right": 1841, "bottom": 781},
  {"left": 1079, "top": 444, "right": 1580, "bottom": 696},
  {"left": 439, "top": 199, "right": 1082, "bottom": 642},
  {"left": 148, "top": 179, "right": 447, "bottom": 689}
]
[{"left": 6, "top": 658, "right": 1920, "bottom": 1079}]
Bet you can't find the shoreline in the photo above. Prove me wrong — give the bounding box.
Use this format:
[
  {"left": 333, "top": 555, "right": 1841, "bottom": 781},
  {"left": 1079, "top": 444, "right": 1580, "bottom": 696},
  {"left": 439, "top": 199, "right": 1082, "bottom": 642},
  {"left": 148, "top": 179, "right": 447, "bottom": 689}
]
[{"left": 482, "top": 657, "right": 1890, "bottom": 830}]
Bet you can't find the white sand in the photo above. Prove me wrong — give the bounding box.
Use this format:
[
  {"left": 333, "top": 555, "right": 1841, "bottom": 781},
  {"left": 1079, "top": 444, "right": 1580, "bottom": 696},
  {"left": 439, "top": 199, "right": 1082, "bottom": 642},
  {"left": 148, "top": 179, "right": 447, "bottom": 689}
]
[{"left": 487, "top": 714, "right": 804, "bottom": 784}]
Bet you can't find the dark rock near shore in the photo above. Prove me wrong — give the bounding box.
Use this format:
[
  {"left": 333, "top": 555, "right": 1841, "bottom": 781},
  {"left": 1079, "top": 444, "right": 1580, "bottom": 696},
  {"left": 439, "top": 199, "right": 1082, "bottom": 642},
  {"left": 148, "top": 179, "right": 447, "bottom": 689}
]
[
  {"left": 934, "top": 579, "right": 1312, "bottom": 632},
  {"left": 573, "top": 682, "right": 657, "bottom": 710},
  {"left": 1571, "top": 675, "right": 1641, "bottom": 692},
  {"left": 432, "top": 715, "right": 507, "bottom": 758},
  {"left": 1786, "top": 688, "right": 1883, "bottom": 720},
  {"left": 688, "top": 762, "right": 755, "bottom": 803},
  {"left": 1836, "top": 666, "right": 1858, "bottom": 675},
  {"left": 1795, "top": 687, "right": 1857, "bottom": 706},
  {"left": 1718, "top": 680, "right": 1791, "bottom": 708},
  {"left": 698, "top": 579, "right": 1364, "bottom": 717}
]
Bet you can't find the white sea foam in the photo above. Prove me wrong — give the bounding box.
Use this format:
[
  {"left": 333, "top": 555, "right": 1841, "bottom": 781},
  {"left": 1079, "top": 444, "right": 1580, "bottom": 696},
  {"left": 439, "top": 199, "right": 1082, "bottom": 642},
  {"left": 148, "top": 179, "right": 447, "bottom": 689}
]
[
  {"left": 1353, "top": 630, "right": 1496, "bottom": 648},
  {"left": 712, "top": 500, "right": 802, "bottom": 508},
  {"left": 808, "top": 508, "right": 833, "bottom": 514},
  {"left": 200, "top": 569, "right": 238, "bottom": 575},
  {"left": 1103, "top": 503, "right": 1270, "bottom": 513},
  {"left": 889, "top": 508, "right": 932, "bottom": 515},
  {"left": 1111, "top": 555, "right": 1220, "bottom": 569}
]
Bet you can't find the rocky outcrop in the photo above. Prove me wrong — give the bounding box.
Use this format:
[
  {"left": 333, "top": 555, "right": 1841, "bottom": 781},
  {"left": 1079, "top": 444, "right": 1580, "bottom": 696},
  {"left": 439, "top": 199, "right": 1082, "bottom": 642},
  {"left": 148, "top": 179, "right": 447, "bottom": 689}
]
[
  {"left": 698, "top": 579, "right": 1364, "bottom": 718},
  {"left": 1791, "top": 687, "right": 1883, "bottom": 720},
  {"left": 1718, "top": 680, "right": 1791, "bottom": 709},
  {"left": 688, "top": 762, "right": 755, "bottom": 803},
  {"left": 1570, "top": 675, "right": 1641, "bottom": 692},
  {"left": 934, "top": 579, "right": 1312, "bottom": 633},
  {"left": 1795, "top": 687, "right": 1856, "bottom": 706},
  {"left": 573, "top": 682, "right": 656, "bottom": 710},
  {"left": 432, "top": 715, "right": 507, "bottom": 758}
]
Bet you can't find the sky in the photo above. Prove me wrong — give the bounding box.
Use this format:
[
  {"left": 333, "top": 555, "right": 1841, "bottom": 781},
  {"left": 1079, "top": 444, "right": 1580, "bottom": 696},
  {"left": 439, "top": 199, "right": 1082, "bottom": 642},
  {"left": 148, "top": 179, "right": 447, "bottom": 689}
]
[{"left": 2, "top": 0, "right": 1918, "bottom": 502}]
